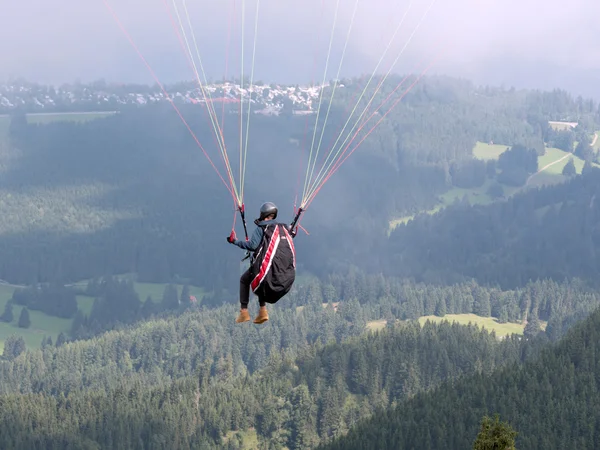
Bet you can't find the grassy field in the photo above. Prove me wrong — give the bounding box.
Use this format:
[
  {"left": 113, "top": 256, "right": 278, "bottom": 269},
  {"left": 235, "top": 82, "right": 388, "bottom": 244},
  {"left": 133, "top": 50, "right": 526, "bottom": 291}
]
[
  {"left": 390, "top": 140, "right": 597, "bottom": 231},
  {"left": 474, "top": 143, "right": 586, "bottom": 175},
  {"left": 0, "top": 112, "right": 116, "bottom": 140},
  {"left": 527, "top": 147, "right": 600, "bottom": 188},
  {"left": 25, "top": 111, "right": 117, "bottom": 124},
  {"left": 418, "top": 314, "right": 525, "bottom": 337},
  {"left": 367, "top": 313, "right": 547, "bottom": 338},
  {"left": 548, "top": 121, "right": 578, "bottom": 131},
  {"left": 473, "top": 141, "right": 510, "bottom": 160},
  {"left": 527, "top": 171, "right": 566, "bottom": 188},
  {"left": 389, "top": 141, "right": 519, "bottom": 231},
  {"left": 439, "top": 179, "right": 521, "bottom": 205},
  {"left": 389, "top": 205, "right": 443, "bottom": 230},
  {"left": 69, "top": 273, "right": 206, "bottom": 303},
  {"left": 389, "top": 182, "right": 490, "bottom": 230},
  {"left": 76, "top": 295, "right": 95, "bottom": 315},
  {"left": 389, "top": 179, "right": 520, "bottom": 231},
  {"left": 0, "top": 275, "right": 206, "bottom": 352},
  {"left": 390, "top": 183, "right": 495, "bottom": 229},
  {"left": 536, "top": 147, "right": 573, "bottom": 174},
  {"left": 223, "top": 429, "right": 259, "bottom": 449},
  {"left": 366, "top": 319, "right": 387, "bottom": 332},
  {"left": 113, "top": 273, "right": 206, "bottom": 303},
  {"left": 0, "top": 284, "right": 73, "bottom": 350}
]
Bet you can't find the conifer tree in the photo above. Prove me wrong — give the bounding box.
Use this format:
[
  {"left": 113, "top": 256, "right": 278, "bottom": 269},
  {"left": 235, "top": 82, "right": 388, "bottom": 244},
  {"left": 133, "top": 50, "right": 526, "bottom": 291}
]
[
  {"left": 2, "top": 335, "right": 26, "bottom": 359},
  {"left": 0, "top": 301, "right": 13, "bottom": 323},
  {"left": 18, "top": 307, "right": 31, "bottom": 328}
]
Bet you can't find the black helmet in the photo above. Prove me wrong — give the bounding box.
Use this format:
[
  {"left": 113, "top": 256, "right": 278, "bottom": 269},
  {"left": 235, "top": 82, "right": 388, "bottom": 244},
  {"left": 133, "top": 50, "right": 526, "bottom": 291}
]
[{"left": 259, "top": 202, "right": 278, "bottom": 220}]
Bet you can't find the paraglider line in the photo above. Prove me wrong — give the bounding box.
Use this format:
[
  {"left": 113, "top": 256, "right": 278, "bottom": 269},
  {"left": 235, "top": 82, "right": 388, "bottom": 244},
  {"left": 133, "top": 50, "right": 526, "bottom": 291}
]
[
  {"left": 101, "top": 0, "right": 236, "bottom": 203},
  {"left": 302, "top": 0, "right": 342, "bottom": 203},
  {"left": 161, "top": 0, "right": 238, "bottom": 200},
  {"left": 304, "top": 52, "right": 442, "bottom": 208},
  {"left": 305, "top": 59, "right": 420, "bottom": 204},
  {"left": 176, "top": 0, "right": 239, "bottom": 201},
  {"left": 313, "top": 11, "right": 399, "bottom": 173},
  {"left": 221, "top": 0, "right": 236, "bottom": 133},
  {"left": 305, "top": 0, "right": 360, "bottom": 197},
  {"left": 294, "top": 0, "right": 327, "bottom": 213},
  {"left": 241, "top": 0, "right": 261, "bottom": 203},
  {"left": 307, "top": 0, "right": 437, "bottom": 199},
  {"left": 239, "top": 0, "right": 246, "bottom": 201},
  {"left": 305, "top": 0, "right": 415, "bottom": 196}
]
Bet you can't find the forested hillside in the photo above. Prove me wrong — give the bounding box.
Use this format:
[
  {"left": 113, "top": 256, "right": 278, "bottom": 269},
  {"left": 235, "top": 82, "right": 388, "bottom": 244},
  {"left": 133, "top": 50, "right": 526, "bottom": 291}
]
[
  {"left": 0, "top": 275, "right": 596, "bottom": 448},
  {"left": 2, "top": 75, "right": 598, "bottom": 291},
  {"left": 386, "top": 166, "right": 600, "bottom": 289},
  {"left": 321, "top": 304, "right": 600, "bottom": 450},
  {"left": 0, "top": 317, "right": 536, "bottom": 449},
  {"left": 2, "top": 74, "right": 600, "bottom": 449}
]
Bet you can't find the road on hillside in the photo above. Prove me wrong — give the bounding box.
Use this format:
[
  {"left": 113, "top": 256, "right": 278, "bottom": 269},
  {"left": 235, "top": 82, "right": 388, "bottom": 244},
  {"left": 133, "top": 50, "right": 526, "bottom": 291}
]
[
  {"left": 525, "top": 152, "right": 572, "bottom": 187},
  {"left": 526, "top": 133, "right": 599, "bottom": 187}
]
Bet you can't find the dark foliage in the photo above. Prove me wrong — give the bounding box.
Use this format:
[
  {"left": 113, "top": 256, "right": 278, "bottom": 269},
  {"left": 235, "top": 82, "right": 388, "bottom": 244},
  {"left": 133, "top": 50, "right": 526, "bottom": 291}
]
[{"left": 321, "top": 305, "right": 600, "bottom": 450}]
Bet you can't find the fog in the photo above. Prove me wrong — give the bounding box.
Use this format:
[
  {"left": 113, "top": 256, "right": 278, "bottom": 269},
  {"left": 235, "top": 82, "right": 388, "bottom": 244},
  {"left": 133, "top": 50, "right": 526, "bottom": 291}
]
[{"left": 3, "top": 0, "right": 600, "bottom": 98}]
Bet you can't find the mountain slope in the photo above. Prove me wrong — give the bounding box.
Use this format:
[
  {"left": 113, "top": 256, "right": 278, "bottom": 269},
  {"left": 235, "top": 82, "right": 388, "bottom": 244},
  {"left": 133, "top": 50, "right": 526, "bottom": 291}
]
[
  {"left": 0, "top": 319, "right": 527, "bottom": 450},
  {"left": 385, "top": 167, "right": 600, "bottom": 289},
  {"left": 320, "top": 305, "right": 600, "bottom": 450}
]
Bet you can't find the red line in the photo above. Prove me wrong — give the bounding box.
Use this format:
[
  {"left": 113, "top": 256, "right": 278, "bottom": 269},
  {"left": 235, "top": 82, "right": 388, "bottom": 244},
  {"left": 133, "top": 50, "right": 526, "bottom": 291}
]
[
  {"left": 160, "top": 0, "right": 239, "bottom": 202},
  {"left": 160, "top": 0, "right": 236, "bottom": 194},
  {"left": 102, "top": 0, "right": 236, "bottom": 202},
  {"left": 305, "top": 51, "right": 443, "bottom": 208}
]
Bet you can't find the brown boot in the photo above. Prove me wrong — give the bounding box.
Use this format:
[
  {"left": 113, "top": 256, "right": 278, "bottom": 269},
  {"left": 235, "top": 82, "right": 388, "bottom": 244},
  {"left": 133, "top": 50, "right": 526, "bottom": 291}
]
[
  {"left": 253, "top": 306, "right": 269, "bottom": 324},
  {"left": 236, "top": 309, "right": 250, "bottom": 323}
]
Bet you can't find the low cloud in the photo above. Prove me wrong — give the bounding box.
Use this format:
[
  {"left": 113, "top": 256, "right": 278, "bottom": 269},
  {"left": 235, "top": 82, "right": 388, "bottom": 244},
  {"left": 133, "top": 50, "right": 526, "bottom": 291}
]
[{"left": 2, "top": 0, "right": 600, "bottom": 98}]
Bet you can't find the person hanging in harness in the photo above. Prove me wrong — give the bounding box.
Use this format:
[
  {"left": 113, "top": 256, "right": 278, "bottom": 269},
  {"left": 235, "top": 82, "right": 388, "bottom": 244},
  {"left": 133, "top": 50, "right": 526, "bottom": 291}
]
[{"left": 227, "top": 202, "right": 297, "bottom": 324}]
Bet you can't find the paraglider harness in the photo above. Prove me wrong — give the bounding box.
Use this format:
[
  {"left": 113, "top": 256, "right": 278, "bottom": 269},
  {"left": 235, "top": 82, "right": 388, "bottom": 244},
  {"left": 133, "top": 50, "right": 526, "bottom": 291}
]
[{"left": 241, "top": 208, "right": 302, "bottom": 304}]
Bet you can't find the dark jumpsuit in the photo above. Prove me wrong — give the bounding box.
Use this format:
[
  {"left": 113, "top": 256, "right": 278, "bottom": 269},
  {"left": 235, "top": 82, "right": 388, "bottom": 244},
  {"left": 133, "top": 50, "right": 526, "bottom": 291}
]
[{"left": 232, "top": 220, "right": 273, "bottom": 309}]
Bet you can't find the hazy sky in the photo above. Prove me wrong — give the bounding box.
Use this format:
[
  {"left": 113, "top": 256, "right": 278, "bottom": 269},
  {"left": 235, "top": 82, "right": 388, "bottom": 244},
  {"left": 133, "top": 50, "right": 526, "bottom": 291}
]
[{"left": 3, "top": 0, "right": 600, "bottom": 98}]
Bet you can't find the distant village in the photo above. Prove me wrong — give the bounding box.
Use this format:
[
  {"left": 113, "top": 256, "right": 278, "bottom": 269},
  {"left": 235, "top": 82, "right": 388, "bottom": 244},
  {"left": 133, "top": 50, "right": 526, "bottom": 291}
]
[{"left": 0, "top": 80, "right": 334, "bottom": 116}]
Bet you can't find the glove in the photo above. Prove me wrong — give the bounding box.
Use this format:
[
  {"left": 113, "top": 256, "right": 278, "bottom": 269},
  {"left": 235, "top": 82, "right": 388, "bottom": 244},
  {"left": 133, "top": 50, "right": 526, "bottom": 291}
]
[{"left": 226, "top": 230, "right": 237, "bottom": 244}]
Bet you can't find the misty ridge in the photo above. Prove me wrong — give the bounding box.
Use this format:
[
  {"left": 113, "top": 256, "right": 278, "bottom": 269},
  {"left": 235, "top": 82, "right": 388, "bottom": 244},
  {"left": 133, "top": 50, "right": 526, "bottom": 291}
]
[{"left": 2, "top": 0, "right": 600, "bottom": 449}]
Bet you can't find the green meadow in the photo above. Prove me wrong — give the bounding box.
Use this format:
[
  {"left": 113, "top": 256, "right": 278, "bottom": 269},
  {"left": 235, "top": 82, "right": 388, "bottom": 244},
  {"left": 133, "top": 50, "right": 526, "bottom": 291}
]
[
  {"left": 390, "top": 140, "right": 595, "bottom": 231},
  {"left": 418, "top": 314, "right": 526, "bottom": 337},
  {"left": 25, "top": 111, "right": 116, "bottom": 124},
  {"left": 0, "top": 276, "right": 206, "bottom": 352}
]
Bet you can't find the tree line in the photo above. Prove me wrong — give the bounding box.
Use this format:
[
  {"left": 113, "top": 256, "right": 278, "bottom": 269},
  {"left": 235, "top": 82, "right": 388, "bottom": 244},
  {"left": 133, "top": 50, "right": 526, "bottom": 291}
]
[
  {"left": 1, "top": 275, "right": 596, "bottom": 399},
  {"left": 321, "top": 302, "right": 600, "bottom": 450},
  {"left": 385, "top": 167, "right": 600, "bottom": 289},
  {"left": 0, "top": 317, "right": 536, "bottom": 449}
]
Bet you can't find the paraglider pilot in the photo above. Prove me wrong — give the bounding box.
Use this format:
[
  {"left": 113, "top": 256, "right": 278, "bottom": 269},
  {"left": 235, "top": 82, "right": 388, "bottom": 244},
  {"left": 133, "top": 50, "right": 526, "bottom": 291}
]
[{"left": 227, "top": 202, "right": 279, "bottom": 324}]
